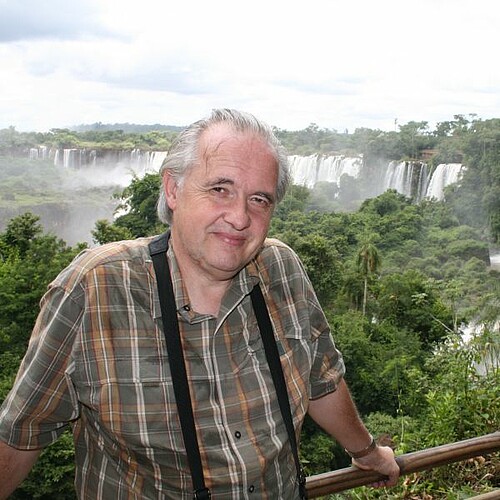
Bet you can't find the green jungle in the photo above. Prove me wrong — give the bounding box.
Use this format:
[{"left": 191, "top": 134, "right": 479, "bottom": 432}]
[{"left": 0, "top": 115, "right": 499, "bottom": 498}]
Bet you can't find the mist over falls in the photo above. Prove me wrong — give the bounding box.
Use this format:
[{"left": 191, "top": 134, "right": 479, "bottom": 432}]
[
  {"left": 7, "top": 148, "right": 171, "bottom": 245},
  {"left": 10, "top": 149, "right": 465, "bottom": 246}
]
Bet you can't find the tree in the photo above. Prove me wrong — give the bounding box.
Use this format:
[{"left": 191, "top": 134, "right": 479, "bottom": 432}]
[
  {"left": 374, "top": 270, "right": 453, "bottom": 347},
  {"left": 397, "top": 121, "right": 434, "bottom": 159},
  {"left": 114, "top": 173, "right": 165, "bottom": 237},
  {"left": 271, "top": 184, "right": 310, "bottom": 223},
  {"left": 1, "top": 212, "right": 42, "bottom": 257},
  {"left": 276, "top": 232, "right": 342, "bottom": 306},
  {"left": 0, "top": 214, "right": 83, "bottom": 359},
  {"left": 0, "top": 215, "right": 83, "bottom": 498},
  {"left": 92, "top": 219, "right": 133, "bottom": 245},
  {"left": 356, "top": 240, "right": 381, "bottom": 316}
]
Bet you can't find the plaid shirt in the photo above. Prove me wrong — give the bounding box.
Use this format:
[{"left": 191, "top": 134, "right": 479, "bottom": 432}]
[{"left": 0, "top": 236, "right": 344, "bottom": 499}]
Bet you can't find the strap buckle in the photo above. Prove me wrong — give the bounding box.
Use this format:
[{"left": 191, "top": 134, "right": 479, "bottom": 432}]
[
  {"left": 193, "top": 487, "right": 211, "bottom": 500},
  {"left": 298, "top": 467, "right": 308, "bottom": 499}
]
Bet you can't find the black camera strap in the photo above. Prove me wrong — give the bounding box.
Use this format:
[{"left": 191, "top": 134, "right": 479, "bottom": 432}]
[
  {"left": 250, "top": 284, "right": 307, "bottom": 500},
  {"left": 149, "top": 232, "right": 307, "bottom": 499}
]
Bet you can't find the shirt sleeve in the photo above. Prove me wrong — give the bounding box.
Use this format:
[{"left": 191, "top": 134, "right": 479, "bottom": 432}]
[
  {"left": 260, "top": 239, "right": 345, "bottom": 400},
  {"left": 282, "top": 241, "right": 345, "bottom": 399},
  {"left": 307, "top": 295, "right": 345, "bottom": 400},
  {"left": 0, "top": 284, "right": 83, "bottom": 449}
]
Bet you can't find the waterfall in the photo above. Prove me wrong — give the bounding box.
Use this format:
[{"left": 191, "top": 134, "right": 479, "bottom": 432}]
[
  {"left": 318, "top": 155, "right": 362, "bottom": 183},
  {"left": 146, "top": 151, "right": 168, "bottom": 172},
  {"left": 288, "top": 155, "right": 320, "bottom": 187},
  {"left": 63, "top": 149, "right": 73, "bottom": 168},
  {"left": 489, "top": 249, "right": 500, "bottom": 270},
  {"left": 425, "top": 163, "right": 463, "bottom": 200},
  {"left": 28, "top": 146, "right": 168, "bottom": 175},
  {"left": 27, "top": 148, "right": 464, "bottom": 203},
  {"left": 288, "top": 156, "right": 462, "bottom": 202},
  {"left": 128, "top": 149, "right": 167, "bottom": 174},
  {"left": 383, "top": 161, "right": 428, "bottom": 200},
  {"left": 29, "top": 145, "right": 49, "bottom": 160},
  {"left": 63, "top": 149, "right": 84, "bottom": 169},
  {"left": 461, "top": 320, "right": 500, "bottom": 376},
  {"left": 288, "top": 154, "right": 362, "bottom": 188}
]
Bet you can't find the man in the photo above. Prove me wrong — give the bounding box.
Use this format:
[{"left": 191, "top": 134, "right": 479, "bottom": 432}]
[{"left": 0, "top": 109, "right": 399, "bottom": 498}]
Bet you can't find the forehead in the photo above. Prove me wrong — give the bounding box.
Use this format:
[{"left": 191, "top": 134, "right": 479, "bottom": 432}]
[{"left": 199, "top": 123, "right": 275, "bottom": 163}]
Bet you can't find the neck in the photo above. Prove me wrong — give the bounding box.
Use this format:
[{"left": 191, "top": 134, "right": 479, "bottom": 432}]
[
  {"left": 182, "top": 270, "right": 230, "bottom": 316},
  {"left": 170, "top": 235, "right": 233, "bottom": 316}
]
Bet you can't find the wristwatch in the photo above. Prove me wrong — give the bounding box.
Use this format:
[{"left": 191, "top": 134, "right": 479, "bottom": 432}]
[{"left": 345, "top": 435, "right": 377, "bottom": 459}]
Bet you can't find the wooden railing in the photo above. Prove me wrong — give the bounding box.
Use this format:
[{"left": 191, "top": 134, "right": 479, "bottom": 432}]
[{"left": 306, "top": 431, "right": 500, "bottom": 498}]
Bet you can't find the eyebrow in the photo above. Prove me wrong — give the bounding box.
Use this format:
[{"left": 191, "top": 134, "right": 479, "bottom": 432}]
[{"left": 205, "top": 176, "right": 233, "bottom": 187}]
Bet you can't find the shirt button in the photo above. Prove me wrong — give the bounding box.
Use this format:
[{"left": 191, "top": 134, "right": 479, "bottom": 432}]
[
  {"left": 183, "top": 305, "right": 191, "bottom": 311},
  {"left": 248, "top": 485, "right": 255, "bottom": 493},
  {"left": 234, "top": 431, "right": 241, "bottom": 439}
]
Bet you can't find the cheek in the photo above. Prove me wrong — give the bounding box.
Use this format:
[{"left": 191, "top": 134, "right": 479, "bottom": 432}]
[
  {"left": 187, "top": 197, "right": 225, "bottom": 225},
  {"left": 251, "top": 213, "right": 272, "bottom": 235}
]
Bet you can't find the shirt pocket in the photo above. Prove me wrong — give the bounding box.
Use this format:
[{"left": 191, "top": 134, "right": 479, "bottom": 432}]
[
  {"left": 215, "top": 316, "right": 266, "bottom": 377},
  {"left": 74, "top": 340, "right": 183, "bottom": 448},
  {"left": 82, "top": 370, "right": 190, "bottom": 459},
  {"left": 275, "top": 324, "right": 313, "bottom": 419}
]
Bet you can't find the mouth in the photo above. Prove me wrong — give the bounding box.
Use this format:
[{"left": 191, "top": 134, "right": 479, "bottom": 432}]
[{"left": 214, "top": 231, "right": 247, "bottom": 247}]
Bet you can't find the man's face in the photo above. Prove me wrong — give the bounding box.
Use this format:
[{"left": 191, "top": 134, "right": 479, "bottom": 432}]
[{"left": 164, "top": 124, "right": 279, "bottom": 283}]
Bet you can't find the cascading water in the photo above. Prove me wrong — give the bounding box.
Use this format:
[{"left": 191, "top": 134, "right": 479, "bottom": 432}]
[
  {"left": 129, "top": 149, "right": 167, "bottom": 175},
  {"left": 425, "top": 163, "right": 463, "bottom": 200},
  {"left": 383, "top": 161, "right": 429, "bottom": 200},
  {"left": 383, "top": 162, "right": 464, "bottom": 201},
  {"left": 490, "top": 250, "right": 500, "bottom": 270},
  {"left": 29, "top": 146, "right": 167, "bottom": 175},
  {"left": 147, "top": 151, "right": 168, "bottom": 172},
  {"left": 288, "top": 154, "right": 363, "bottom": 188},
  {"left": 287, "top": 155, "right": 462, "bottom": 202},
  {"left": 28, "top": 147, "right": 464, "bottom": 202}
]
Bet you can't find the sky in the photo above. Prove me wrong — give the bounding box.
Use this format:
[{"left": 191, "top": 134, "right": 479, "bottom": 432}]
[{"left": 1, "top": 0, "right": 499, "bottom": 133}]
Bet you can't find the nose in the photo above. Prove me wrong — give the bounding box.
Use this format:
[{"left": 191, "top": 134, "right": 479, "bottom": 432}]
[{"left": 224, "top": 197, "right": 251, "bottom": 230}]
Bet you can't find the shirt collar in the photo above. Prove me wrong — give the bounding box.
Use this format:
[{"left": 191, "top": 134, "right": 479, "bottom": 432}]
[{"left": 150, "top": 241, "right": 265, "bottom": 321}]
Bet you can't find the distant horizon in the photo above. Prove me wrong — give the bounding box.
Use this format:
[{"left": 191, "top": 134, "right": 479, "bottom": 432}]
[{"left": 5, "top": 113, "right": 498, "bottom": 135}]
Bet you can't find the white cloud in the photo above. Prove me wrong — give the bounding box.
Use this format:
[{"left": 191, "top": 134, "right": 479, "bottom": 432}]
[
  {"left": 0, "top": 0, "right": 114, "bottom": 41},
  {"left": 1, "top": 0, "right": 499, "bottom": 131}
]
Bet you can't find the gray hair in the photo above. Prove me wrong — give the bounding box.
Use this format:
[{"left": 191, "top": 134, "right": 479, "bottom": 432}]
[{"left": 157, "top": 108, "right": 290, "bottom": 224}]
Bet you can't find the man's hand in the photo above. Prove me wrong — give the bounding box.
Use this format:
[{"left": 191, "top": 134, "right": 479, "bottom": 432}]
[
  {"left": 352, "top": 444, "right": 400, "bottom": 488},
  {"left": 308, "top": 381, "right": 400, "bottom": 488}
]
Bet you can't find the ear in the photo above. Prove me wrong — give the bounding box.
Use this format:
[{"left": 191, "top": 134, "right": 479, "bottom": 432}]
[{"left": 163, "top": 174, "right": 179, "bottom": 212}]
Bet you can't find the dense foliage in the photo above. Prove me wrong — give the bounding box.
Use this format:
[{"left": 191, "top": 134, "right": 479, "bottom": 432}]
[
  {"left": 0, "top": 214, "right": 84, "bottom": 499},
  {"left": 0, "top": 125, "right": 177, "bottom": 152},
  {"left": 0, "top": 117, "right": 498, "bottom": 498}
]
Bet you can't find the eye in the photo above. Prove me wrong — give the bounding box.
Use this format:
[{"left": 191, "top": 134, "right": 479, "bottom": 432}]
[
  {"left": 210, "top": 186, "right": 228, "bottom": 195},
  {"left": 250, "top": 195, "right": 272, "bottom": 208}
]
